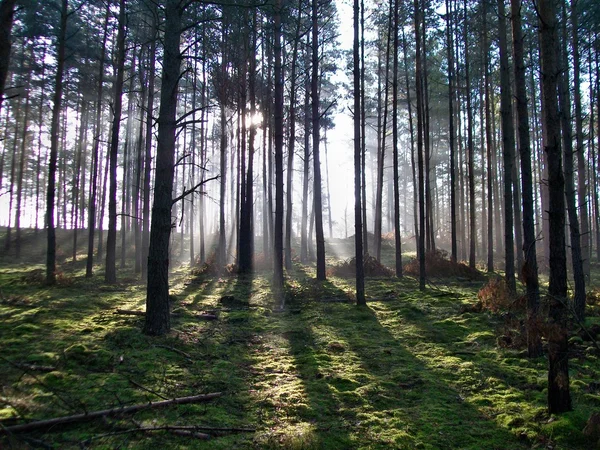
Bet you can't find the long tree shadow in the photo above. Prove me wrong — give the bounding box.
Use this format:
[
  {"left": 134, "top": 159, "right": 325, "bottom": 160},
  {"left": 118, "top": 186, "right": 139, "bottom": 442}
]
[{"left": 280, "top": 268, "right": 530, "bottom": 448}]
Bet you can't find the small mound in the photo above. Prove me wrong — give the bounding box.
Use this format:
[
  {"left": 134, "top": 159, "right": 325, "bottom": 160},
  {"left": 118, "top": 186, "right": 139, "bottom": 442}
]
[
  {"left": 404, "top": 249, "right": 485, "bottom": 280},
  {"left": 327, "top": 254, "right": 394, "bottom": 278}
]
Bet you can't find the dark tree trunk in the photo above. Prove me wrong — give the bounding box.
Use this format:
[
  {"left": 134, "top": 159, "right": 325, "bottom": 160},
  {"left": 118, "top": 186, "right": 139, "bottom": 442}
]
[
  {"left": 285, "top": 1, "right": 302, "bottom": 270},
  {"left": 46, "top": 0, "right": 68, "bottom": 286},
  {"left": 571, "top": 0, "right": 589, "bottom": 283},
  {"left": 87, "top": 3, "right": 110, "bottom": 277},
  {"left": 558, "top": 2, "right": 585, "bottom": 323},
  {"left": 141, "top": 6, "right": 157, "bottom": 280},
  {"left": 105, "top": 0, "right": 127, "bottom": 284},
  {"left": 464, "top": 0, "right": 476, "bottom": 269},
  {"left": 360, "top": 0, "right": 368, "bottom": 256},
  {"left": 511, "top": 0, "right": 542, "bottom": 357},
  {"left": 15, "top": 48, "right": 32, "bottom": 260},
  {"left": 312, "top": 0, "right": 326, "bottom": 280},
  {"left": 538, "top": 0, "right": 572, "bottom": 414},
  {"left": 374, "top": 11, "right": 392, "bottom": 262},
  {"left": 144, "top": 0, "right": 182, "bottom": 336},
  {"left": 497, "top": 0, "right": 516, "bottom": 293},
  {"left": 392, "top": 0, "right": 402, "bottom": 277},
  {"left": 354, "top": 0, "right": 365, "bottom": 304},
  {"left": 414, "top": 0, "right": 426, "bottom": 290},
  {"left": 273, "top": 0, "right": 285, "bottom": 301},
  {"left": 483, "top": 0, "right": 493, "bottom": 272},
  {"left": 0, "top": 0, "right": 16, "bottom": 111},
  {"left": 445, "top": 0, "right": 457, "bottom": 263}
]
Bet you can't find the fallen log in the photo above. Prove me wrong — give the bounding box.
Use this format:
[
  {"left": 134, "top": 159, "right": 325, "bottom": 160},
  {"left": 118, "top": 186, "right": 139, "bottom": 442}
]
[{"left": 0, "top": 393, "right": 222, "bottom": 434}]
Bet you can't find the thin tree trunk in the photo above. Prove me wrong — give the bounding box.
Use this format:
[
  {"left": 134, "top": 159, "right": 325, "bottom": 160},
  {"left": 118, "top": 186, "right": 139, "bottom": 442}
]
[
  {"left": 46, "top": 0, "right": 68, "bottom": 285},
  {"left": 273, "top": 0, "right": 285, "bottom": 301},
  {"left": 392, "top": 0, "right": 402, "bottom": 277},
  {"left": 414, "top": 0, "right": 426, "bottom": 290},
  {"left": 312, "top": 0, "right": 326, "bottom": 280},
  {"left": 0, "top": 0, "right": 17, "bottom": 111},
  {"left": 86, "top": 3, "right": 110, "bottom": 277},
  {"left": 354, "top": 0, "right": 365, "bottom": 304},
  {"left": 558, "top": 1, "right": 585, "bottom": 322},
  {"left": 497, "top": 0, "right": 516, "bottom": 293},
  {"left": 141, "top": 6, "right": 157, "bottom": 280},
  {"left": 571, "top": 0, "right": 589, "bottom": 283},
  {"left": 105, "top": 0, "right": 127, "bottom": 284},
  {"left": 445, "top": 0, "right": 457, "bottom": 263}
]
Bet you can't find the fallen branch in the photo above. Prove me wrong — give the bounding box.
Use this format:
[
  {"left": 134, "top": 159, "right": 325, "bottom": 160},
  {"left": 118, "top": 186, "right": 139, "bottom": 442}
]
[
  {"left": 196, "top": 313, "right": 218, "bottom": 320},
  {"left": 114, "top": 309, "right": 145, "bottom": 316},
  {"left": 13, "top": 363, "right": 56, "bottom": 372},
  {"left": 82, "top": 425, "right": 211, "bottom": 443},
  {"left": 154, "top": 345, "right": 192, "bottom": 359},
  {"left": 114, "top": 310, "right": 217, "bottom": 321},
  {"left": 0, "top": 393, "right": 222, "bottom": 434}
]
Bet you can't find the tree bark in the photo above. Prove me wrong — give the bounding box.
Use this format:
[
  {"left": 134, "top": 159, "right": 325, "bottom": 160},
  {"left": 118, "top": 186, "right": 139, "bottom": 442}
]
[
  {"left": 538, "top": 0, "right": 572, "bottom": 414},
  {"left": 144, "top": 0, "right": 182, "bottom": 336},
  {"left": 46, "top": 0, "right": 68, "bottom": 286},
  {"left": 497, "top": 0, "right": 516, "bottom": 293},
  {"left": 273, "top": 0, "right": 285, "bottom": 302},
  {"left": 354, "top": 0, "right": 365, "bottom": 304},
  {"left": 312, "top": 0, "right": 326, "bottom": 280},
  {"left": 0, "top": 0, "right": 17, "bottom": 111},
  {"left": 105, "top": 0, "right": 127, "bottom": 284},
  {"left": 511, "top": 0, "right": 542, "bottom": 357},
  {"left": 392, "top": 0, "right": 402, "bottom": 278}
]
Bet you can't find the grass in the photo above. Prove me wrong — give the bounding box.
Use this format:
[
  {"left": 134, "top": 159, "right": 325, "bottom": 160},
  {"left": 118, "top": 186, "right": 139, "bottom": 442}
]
[{"left": 0, "top": 229, "right": 599, "bottom": 448}]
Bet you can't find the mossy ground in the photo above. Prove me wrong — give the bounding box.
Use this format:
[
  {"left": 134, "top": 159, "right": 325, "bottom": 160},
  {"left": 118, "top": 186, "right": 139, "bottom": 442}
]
[{"left": 1, "top": 229, "right": 599, "bottom": 448}]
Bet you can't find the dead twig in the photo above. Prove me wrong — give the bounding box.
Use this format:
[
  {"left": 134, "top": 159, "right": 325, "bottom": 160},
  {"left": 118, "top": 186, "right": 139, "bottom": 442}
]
[{"left": 0, "top": 393, "right": 222, "bottom": 434}]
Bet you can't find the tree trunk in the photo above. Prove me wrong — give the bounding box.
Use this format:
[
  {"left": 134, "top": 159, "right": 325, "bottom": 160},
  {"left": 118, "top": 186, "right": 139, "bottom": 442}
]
[
  {"left": 445, "top": 0, "right": 457, "bottom": 263},
  {"left": 87, "top": 3, "right": 110, "bottom": 277},
  {"left": 497, "top": 0, "right": 516, "bottom": 293},
  {"left": 538, "top": 0, "right": 572, "bottom": 414},
  {"left": 141, "top": 5, "right": 157, "bottom": 280},
  {"left": 414, "top": 0, "right": 426, "bottom": 290},
  {"left": 273, "top": 0, "right": 285, "bottom": 302},
  {"left": 144, "top": 0, "right": 182, "bottom": 336},
  {"left": 285, "top": 1, "right": 302, "bottom": 270},
  {"left": 392, "top": 0, "right": 402, "bottom": 277},
  {"left": 0, "top": 0, "right": 17, "bottom": 111},
  {"left": 511, "top": 0, "right": 542, "bottom": 357},
  {"left": 483, "top": 0, "right": 493, "bottom": 272},
  {"left": 312, "top": 0, "right": 326, "bottom": 280},
  {"left": 105, "top": 0, "right": 127, "bottom": 284},
  {"left": 354, "top": 0, "right": 365, "bottom": 304},
  {"left": 46, "top": 0, "right": 68, "bottom": 286},
  {"left": 571, "top": 0, "right": 589, "bottom": 283},
  {"left": 558, "top": 1, "right": 585, "bottom": 322}
]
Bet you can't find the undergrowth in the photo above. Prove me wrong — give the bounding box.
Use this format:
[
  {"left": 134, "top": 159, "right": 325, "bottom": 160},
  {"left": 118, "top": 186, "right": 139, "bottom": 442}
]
[{"left": 1, "top": 240, "right": 599, "bottom": 448}]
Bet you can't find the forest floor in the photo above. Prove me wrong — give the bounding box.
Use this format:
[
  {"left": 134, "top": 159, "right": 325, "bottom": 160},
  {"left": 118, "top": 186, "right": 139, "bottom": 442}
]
[{"left": 1, "top": 229, "right": 600, "bottom": 449}]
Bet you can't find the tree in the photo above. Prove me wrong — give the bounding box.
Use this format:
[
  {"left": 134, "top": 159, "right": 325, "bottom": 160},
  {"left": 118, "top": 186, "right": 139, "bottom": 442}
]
[
  {"left": 414, "top": 0, "right": 426, "bottom": 290},
  {"left": 511, "top": 0, "right": 542, "bottom": 357},
  {"left": 537, "top": 0, "right": 572, "bottom": 414},
  {"left": 497, "top": 0, "right": 516, "bottom": 294},
  {"left": 354, "top": 0, "right": 365, "bottom": 304},
  {"left": 46, "top": 0, "right": 68, "bottom": 286},
  {"left": 273, "top": 0, "right": 285, "bottom": 302},
  {"left": 0, "top": 0, "right": 17, "bottom": 110},
  {"left": 392, "top": 0, "right": 402, "bottom": 278},
  {"left": 144, "top": 0, "right": 183, "bottom": 336},
  {"left": 312, "top": 0, "right": 326, "bottom": 281},
  {"left": 105, "top": 0, "right": 127, "bottom": 284}
]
